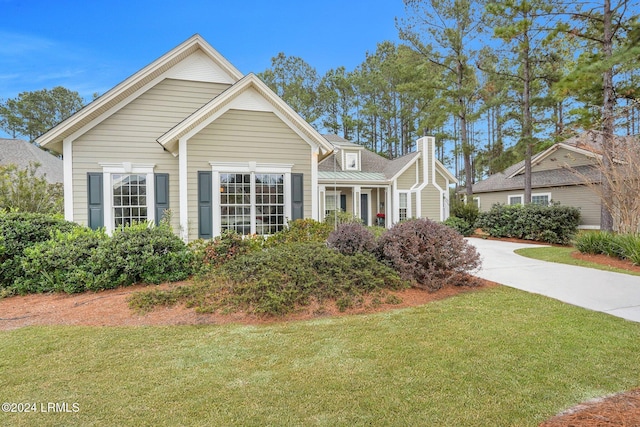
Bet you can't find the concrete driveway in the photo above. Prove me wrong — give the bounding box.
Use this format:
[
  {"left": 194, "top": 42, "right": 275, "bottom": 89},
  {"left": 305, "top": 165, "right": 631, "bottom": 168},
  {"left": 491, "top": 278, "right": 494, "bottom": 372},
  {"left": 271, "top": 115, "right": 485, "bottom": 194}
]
[{"left": 466, "top": 238, "right": 640, "bottom": 323}]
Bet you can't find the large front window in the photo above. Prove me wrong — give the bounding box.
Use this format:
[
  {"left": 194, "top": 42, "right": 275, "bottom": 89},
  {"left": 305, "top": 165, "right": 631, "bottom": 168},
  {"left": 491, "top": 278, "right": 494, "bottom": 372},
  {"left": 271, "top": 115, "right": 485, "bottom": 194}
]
[
  {"left": 220, "top": 173, "right": 284, "bottom": 235},
  {"left": 112, "top": 174, "right": 147, "bottom": 228}
]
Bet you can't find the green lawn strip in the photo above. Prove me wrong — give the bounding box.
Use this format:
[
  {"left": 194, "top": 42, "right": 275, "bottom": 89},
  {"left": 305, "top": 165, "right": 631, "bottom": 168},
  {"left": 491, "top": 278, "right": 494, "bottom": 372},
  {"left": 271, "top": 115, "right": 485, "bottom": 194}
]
[
  {"left": 515, "top": 246, "right": 640, "bottom": 276},
  {"left": 2, "top": 287, "right": 639, "bottom": 426}
]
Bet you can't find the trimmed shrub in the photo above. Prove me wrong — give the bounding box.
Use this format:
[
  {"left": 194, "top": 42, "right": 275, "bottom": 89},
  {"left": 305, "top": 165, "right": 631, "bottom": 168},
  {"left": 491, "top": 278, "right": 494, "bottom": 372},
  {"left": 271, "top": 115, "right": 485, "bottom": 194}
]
[
  {"left": 327, "top": 223, "right": 376, "bottom": 255},
  {"left": 376, "top": 218, "right": 481, "bottom": 291},
  {"left": 443, "top": 216, "right": 474, "bottom": 236},
  {"left": 95, "top": 222, "right": 194, "bottom": 289},
  {"left": 0, "top": 212, "right": 78, "bottom": 288},
  {"left": 476, "top": 203, "right": 580, "bottom": 244},
  {"left": 263, "top": 219, "right": 332, "bottom": 248},
  {"left": 450, "top": 199, "right": 480, "bottom": 226},
  {"left": 214, "top": 242, "right": 404, "bottom": 316},
  {"left": 15, "top": 227, "right": 108, "bottom": 294}
]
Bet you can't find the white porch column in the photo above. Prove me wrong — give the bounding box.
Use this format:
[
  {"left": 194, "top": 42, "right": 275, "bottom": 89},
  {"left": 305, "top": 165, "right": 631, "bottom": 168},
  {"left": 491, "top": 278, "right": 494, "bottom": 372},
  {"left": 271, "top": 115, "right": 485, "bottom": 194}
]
[
  {"left": 179, "top": 137, "right": 189, "bottom": 241},
  {"left": 386, "top": 185, "right": 393, "bottom": 228},
  {"left": 353, "top": 185, "right": 361, "bottom": 219}
]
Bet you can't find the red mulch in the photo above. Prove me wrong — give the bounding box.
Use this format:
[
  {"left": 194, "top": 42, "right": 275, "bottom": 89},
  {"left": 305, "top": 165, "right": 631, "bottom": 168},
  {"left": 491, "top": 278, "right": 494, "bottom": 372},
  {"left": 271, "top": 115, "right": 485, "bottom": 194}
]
[
  {"left": 1, "top": 244, "right": 639, "bottom": 426},
  {"left": 0, "top": 281, "right": 494, "bottom": 331}
]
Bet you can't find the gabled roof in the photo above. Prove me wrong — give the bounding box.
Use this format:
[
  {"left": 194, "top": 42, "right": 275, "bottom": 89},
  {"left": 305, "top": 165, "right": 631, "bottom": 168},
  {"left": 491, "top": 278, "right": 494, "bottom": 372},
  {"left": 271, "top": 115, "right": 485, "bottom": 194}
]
[
  {"left": 36, "top": 34, "right": 243, "bottom": 153},
  {"left": 156, "top": 73, "right": 334, "bottom": 155},
  {"left": 318, "top": 134, "right": 421, "bottom": 182},
  {"left": 0, "top": 139, "right": 63, "bottom": 184},
  {"left": 471, "top": 131, "right": 637, "bottom": 194}
]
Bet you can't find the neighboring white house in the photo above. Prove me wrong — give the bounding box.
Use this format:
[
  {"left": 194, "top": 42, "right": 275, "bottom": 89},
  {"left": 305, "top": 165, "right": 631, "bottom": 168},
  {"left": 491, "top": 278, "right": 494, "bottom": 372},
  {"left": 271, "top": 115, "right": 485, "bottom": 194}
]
[{"left": 36, "top": 34, "right": 456, "bottom": 240}]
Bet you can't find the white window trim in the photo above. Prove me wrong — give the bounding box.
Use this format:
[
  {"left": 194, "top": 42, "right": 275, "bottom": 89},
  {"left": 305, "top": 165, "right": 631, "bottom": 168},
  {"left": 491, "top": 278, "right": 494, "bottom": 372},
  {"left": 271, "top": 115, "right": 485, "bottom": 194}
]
[
  {"left": 324, "top": 190, "right": 342, "bottom": 217},
  {"left": 508, "top": 194, "right": 524, "bottom": 205},
  {"left": 472, "top": 196, "right": 480, "bottom": 209},
  {"left": 344, "top": 152, "right": 359, "bottom": 171},
  {"left": 398, "top": 191, "right": 411, "bottom": 222},
  {"left": 99, "top": 162, "right": 156, "bottom": 234},
  {"left": 210, "top": 162, "right": 293, "bottom": 236},
  {"left": 531, "top": 192, "right": 552, "bottom": 205}
]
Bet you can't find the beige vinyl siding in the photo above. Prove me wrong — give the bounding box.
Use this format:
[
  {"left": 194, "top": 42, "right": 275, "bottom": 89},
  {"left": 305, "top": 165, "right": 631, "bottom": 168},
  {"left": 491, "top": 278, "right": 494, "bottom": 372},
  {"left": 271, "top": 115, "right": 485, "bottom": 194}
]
[
  {"left": 420, "top": 185, "right": 441, "bottom": 220},
  {"left": 475, "top": 185, "right": 601, "bottom": 227},
  {"left": 72, "top": 78, "right": 230, "bottom": 229},
  {"left": 187, "top": 109, "right": 313, "bottom": 241},
  {"left": 435, "top": 169, "right": 446, "bottom": 189},
  {"left": 396, "top": 163, "right": 418, "bottom": 190},
  {"left": 533, "top": 147, "right": 595, "bottom": 172}
]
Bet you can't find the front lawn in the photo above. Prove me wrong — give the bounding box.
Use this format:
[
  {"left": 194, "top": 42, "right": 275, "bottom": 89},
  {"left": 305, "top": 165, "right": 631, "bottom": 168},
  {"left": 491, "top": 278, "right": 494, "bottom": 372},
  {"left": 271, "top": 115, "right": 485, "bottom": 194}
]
[{"left": 2, "top": 286, "right": 639, "bottom": 426}]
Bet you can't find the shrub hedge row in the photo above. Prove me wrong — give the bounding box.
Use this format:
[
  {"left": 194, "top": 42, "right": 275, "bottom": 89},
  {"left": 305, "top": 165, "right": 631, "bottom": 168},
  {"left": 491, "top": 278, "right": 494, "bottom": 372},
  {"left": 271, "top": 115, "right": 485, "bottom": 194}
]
[
  {"left": 475, "top": 203, "right": 581, "bottom": 245},
  {"left": 2, "top": 216, "right": 193, "bottom": 295}
]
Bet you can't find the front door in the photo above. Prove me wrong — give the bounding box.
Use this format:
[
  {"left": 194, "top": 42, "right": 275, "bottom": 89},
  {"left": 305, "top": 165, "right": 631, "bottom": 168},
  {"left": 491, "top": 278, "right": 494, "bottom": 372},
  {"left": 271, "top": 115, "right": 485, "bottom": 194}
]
[{"left": 360, "top": 193, "right": 369, "bottom": 225}]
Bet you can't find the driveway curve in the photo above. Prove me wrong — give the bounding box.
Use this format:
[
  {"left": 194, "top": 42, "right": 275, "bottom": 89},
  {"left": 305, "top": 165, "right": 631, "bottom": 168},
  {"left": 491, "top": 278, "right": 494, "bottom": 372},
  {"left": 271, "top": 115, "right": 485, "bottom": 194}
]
[{"left": 467, "top": 238, "right": 640, "bottom": 323}]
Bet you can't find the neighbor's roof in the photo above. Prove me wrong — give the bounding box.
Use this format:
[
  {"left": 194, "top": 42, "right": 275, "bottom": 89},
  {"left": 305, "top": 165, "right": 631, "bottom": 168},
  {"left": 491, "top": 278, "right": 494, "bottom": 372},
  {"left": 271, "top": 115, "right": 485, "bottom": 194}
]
[
  {"left": 0, "top": 139, "right": 63, "bottom": 184},
  {"left": 470, "top": 131, "right": 639, "bottom": 194}
]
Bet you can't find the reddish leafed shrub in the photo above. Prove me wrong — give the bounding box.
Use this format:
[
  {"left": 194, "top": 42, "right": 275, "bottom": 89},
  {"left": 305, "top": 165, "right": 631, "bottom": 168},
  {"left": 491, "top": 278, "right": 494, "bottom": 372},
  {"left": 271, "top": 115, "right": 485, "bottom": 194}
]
[
  {"left": 327, "top": 223, "right": 376, "bottom": 255},
  {"left": 376, "top": 218, "right": 481, "bottom": 291}
]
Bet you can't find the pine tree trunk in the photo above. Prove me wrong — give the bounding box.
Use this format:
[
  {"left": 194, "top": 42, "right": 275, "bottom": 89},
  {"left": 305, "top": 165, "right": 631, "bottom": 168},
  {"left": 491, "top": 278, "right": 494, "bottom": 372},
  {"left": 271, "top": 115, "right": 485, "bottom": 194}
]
[{"left": 601, "top": 0, "right": 615, "bottom": 231}]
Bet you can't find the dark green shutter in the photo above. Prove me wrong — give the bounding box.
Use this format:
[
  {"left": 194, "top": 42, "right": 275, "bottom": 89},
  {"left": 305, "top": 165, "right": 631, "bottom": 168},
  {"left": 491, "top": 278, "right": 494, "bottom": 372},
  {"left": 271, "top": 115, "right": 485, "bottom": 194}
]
[
  {"left": 154, "top": 173, "right": 169, "bottom": 225},
  {"left": 87, "top": 173, "right": 104, "bottom": 230},
  {"left": 198, "top": 171, "right": 213, "bottom": 239},
  {"left": 291, "top": 173, "right": 304, "bottom": 221}
]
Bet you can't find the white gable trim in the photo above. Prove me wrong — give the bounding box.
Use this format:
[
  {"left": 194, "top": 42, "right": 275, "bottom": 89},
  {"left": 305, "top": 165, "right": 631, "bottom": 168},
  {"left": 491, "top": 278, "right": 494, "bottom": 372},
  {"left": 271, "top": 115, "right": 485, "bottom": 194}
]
[
  {"left": 508, "top": 142, "right": 599, "bottom": 178},
  {"left": 157, "top": 74, "right": 334, "bottom": 156},
  {"left": 37, "top": 34, "right": 242, "bottom": 149}
]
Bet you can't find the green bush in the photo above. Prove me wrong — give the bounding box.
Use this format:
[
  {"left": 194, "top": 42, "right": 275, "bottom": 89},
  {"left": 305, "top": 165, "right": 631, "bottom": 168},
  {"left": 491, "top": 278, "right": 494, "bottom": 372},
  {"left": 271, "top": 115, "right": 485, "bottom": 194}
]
[
  {"left": 450, "top": 199, "right": 479, "bottom": 225},
  {"left": 15, "top": 227, "right": 108, "bottom": 294},
  {"left": 263, "top": 219, "right": 332, "bottom": 248},
  {"left": 327, "top": 223, "right": 376, "bottom": 255},
  {"left": 0, "top": 162, "right": 63, "bottom": 214},
  {"left": 324, "top": 210, "right": 363, "bottom": 228},
  {"left": 376, "top": 218, "right": 481, "bottom": 291},
  {"left": 212, "top": 242, "right": 405, "bottom": 316},
  {"left": 0, "top": 212, "right": 78, "bottom": 288},
  {"left": 443, "top": 216, "right": 474, "bottom": 236},
  {"left": 475, "top": 203, "right": 580, "bottom": 244},
  {"left": 96, "top": 222, "right": 194, "bottom": 289},
  {"left": 191, "top": 230, "right": 263, "bottom": 271}
]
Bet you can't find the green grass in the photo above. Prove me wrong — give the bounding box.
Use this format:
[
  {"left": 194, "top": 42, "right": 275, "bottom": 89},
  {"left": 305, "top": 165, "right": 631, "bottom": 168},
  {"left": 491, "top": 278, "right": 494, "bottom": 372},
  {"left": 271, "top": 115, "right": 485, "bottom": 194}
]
[
  {"left": 515, "top": 246, "right": 640, "bottom": 276},
  {"left": 2, "top": 287, "right": 640, "bottom": 426}
]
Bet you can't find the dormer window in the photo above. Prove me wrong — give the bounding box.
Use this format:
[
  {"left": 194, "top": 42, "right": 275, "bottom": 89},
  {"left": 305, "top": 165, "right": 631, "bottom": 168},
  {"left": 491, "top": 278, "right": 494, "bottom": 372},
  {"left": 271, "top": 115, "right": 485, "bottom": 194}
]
[{"left": 345, "top": 152, "right": 358, "bottom": 170}]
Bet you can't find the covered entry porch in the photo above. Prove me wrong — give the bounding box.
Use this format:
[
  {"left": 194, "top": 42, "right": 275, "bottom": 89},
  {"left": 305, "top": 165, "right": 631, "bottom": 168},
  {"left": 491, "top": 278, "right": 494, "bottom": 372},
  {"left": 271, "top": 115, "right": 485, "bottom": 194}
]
[{"left": 319, "top": 184, "right": 391, "bottom": 227}]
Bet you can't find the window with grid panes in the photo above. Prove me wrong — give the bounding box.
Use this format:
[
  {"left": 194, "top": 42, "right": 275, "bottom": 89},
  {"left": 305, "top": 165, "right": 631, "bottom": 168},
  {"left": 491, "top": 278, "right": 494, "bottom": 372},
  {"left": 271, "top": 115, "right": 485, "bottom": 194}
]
[{"left": 112, "top": 174, "right": 147, "bottom": 228}]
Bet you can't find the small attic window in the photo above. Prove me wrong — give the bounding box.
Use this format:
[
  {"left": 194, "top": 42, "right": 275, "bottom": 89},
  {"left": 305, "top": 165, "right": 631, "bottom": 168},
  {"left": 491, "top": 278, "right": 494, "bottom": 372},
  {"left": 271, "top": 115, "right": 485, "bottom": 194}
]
[{"left": 345, "top": 152, "right": 358, "bottom": 170}]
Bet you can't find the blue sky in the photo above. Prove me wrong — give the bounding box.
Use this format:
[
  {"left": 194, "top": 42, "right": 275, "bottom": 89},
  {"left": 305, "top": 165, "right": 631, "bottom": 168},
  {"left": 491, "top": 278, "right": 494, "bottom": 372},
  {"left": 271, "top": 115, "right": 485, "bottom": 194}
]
[{"left": 1, "top": 0, "right": 406, "bottom": 105}]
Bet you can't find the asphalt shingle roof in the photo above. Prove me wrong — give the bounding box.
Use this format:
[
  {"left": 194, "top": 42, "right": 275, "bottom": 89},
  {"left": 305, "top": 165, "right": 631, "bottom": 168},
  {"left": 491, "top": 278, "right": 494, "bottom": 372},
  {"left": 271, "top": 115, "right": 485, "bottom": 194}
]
[
  {"left": 318, "top": 134, "right": 420, "bottom": 181},
  {"left": 0, "top": 139, "right": 63, "bottom": 184},
  {"left": 471, "top": 131, "right": 636, "bottom": 193}
]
